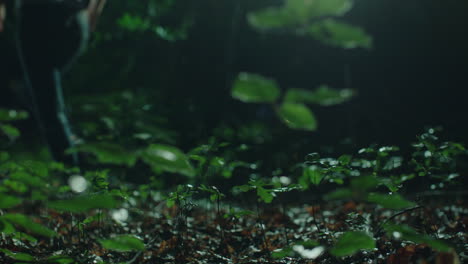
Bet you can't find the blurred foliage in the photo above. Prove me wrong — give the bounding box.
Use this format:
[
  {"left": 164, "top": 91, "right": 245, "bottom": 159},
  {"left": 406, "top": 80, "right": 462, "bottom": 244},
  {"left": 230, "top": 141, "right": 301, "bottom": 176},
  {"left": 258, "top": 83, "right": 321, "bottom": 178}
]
[
  {"left": 232, "top": 0, "right": 367, "bottom": 131},
  {"left": 0, "top": 0, "right": 466, "bottom": 261},
  {"left": 247, "top": 0, "right": 371, "bottom": 49}
]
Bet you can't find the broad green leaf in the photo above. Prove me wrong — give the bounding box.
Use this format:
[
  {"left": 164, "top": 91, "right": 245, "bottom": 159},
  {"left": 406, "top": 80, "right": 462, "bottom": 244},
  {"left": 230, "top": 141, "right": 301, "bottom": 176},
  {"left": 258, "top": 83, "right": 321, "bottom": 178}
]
[
  {"left": 257, "top": 187, "right": 275, "bottom": 203},
  {"left": 0, "top": 193, "right": 22, "bottom": 209},
  {"left": 99, "top": 235, "right": 145, "bottom": 252},
  {"left": 0, "top": 248, "right": 35, "bottom": 261},
  {"left": 117, "top": 14, "right": 150, "bottom": 31},
  {"left": 308, "top": 19, "right": 372, "bottom": 49},
  {"left": 285, "top": 0, "right": 353, "bottom": 19},
  {"left": 12, "top": 231, "right": 37, "bottom": 243},
  {"left": 0, "top": 219, "right": 16, "bottom": 234},
  {"left": 297, "top": 240, "right": 320, "bottom": 248},
  {"left": 233, "top": 184, "right": 253, "bottom": 193},
  {"left": 338, "top": 154, "right": 352, "bottom": 165},
  {"left": 10, "top": 171, "right": 42, "bottom": 187},
  {"left": 248, "top": 0, "right": 353, "bottom": 30},
  {"left": 248, "top": 7, "right": 297, "bottom": 30},
  {"left": 22, "top": 160, "right": 49, "bottom": 178},
  {"left": 367, "top": 193, "right": 416, "bottom": 209},
  {"left": 0, "top": 109, "right": 29, "bottom": 121},
  {"left": 67, "top": 142, "right": 137, "bottom": 166},
  {"left": 330, "top": 231, "right": 375, "bottom": 257},
  {"left": 272, "top": 247, "right": 293, "bottom": 258},
  {"left": 231, "top": 73, "right": 280, "bottom": 103},
  {"left": 45, "top": 255, "right": 75, "bottom": 264},
  {"left": 277, "top": 103, "right": 317, "bottom": 131},
  {"left": 285, "top": 86, "right": 354, "bottom": 106},
  {"left": 1, "top": 213, "right": 56, "bottom": 237},
  {"left": 141, "top": 144, "right": 195, "bottom": 177},
  {"left": 48, "top": 194, "right": 119, "bottom": 213},
  {"left": 384, "top": 223, "right": 451, "bottom": 252},
  {"left": 303, "top": 166, "right": 324, "bottom": 186},
  {"left": 0, "top": 124, "right": 20, "bottom": 139}
]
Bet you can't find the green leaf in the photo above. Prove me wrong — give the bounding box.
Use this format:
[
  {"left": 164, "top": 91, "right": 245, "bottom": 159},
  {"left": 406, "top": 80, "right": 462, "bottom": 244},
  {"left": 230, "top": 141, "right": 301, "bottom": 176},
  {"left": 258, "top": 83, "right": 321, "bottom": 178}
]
[
  {"left": 117, "top": 13, "right": 150, "bottom": 31},
  {"left": 0, "top": 109, "right": 29, "bottom": 121},
  {"left": 285, "top": 86, "right": 354, "bottom": 106},
  {"left": 0, "top": 248, "right": 35, "bottom": 261},
  {"left": 271, "top": 247, "right": 293, "bottom": 259},
  {"left": 308, "top": 19, "right": 372, "bottom": 49},
  {"left": 384, "top": 223, "right": 451, "bottom": 252},
  {"left": 303, "top": 166, "right": 324, "bottom": 186},
  {"left": 22, "top": 160, "right": 49, "bottom": 178},
  {"left": 48, "top": 194, "right": 119, "bottom": 213},
  {"left": 1, "top": 213, "right": 56, "bottom": 237},
  {"left": 99, "top": 235, "right": 145, "bottom": 252},
  {"left": 367, "top": 193, "right": 416, "bottom": 209},
  {"left": 12, "top": 231, "right": 37, "bottom": 243},
  {"left": 0, "top": 124, "right": 20, "bottom": 139},
  {"left": 0, "top": 193, "right": 22, "bottom": 209},
  {"left": 141, "top": 144, "right": 195, "bottom": 177},
  {"left": 257, "top": 187, "right": 275, "bottom": 203},
  {"left": 330, "top": 231, "right": 375, "bottom": 257},
  {"left": 285, "top": 0, "right": 353, "bottom": 19},
  {"left": 231, "top": 73, "right": 281, "bottom": 103},
  {"left": 248, "top": 7, "right": 297, "bottom": 30},
  {"left": 0, "top": 219, "right": 16, "bottom": 234},
  {"left": 9, "top": 171, "right": 42, "bottom": 187},
  {"left": 277, "top": 103, "right": 317, "bottom": 131},
  {"left": 248, "top": 0, "right": 353, "bottom": 30},
  {"left": 67, "top": 142, "right": 137, "bottom": 166}
]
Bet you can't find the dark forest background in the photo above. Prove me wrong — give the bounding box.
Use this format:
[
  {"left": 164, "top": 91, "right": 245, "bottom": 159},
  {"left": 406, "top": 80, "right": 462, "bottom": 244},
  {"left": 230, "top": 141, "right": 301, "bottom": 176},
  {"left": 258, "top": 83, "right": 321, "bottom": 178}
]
[{"left": 68, "top": 0, "right": 468, "bottom": 153}]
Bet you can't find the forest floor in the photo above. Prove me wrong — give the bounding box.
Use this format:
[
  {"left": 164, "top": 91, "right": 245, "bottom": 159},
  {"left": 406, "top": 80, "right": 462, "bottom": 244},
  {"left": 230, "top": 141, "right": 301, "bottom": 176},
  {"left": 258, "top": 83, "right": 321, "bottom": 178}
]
[{"left": 1, "top": 194, "right": 466, "bottom": 264}]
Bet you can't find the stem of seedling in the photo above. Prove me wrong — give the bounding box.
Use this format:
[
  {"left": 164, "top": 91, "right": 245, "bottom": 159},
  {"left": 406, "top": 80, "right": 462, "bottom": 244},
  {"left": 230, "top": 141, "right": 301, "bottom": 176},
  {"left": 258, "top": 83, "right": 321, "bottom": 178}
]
[
  {"left": 255, "top": 199, "right": 268, "bottom": 251},
  {"left": 217, "top": 195, "right": 225, "bottom": 240},
  {"left": 375, "top": 205, "right": 424, "bottom": 236}
]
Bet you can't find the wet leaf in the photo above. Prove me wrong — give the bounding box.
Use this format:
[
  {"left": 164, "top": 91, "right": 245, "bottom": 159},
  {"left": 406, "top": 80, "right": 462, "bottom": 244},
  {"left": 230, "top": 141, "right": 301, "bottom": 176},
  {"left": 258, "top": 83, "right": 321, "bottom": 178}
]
[
  {"left": 0, "top": 248, "right": 35, "bottom": 261},
  {"left": 277, "top": 103, "right": 317, "bottom": 131},
  {"left": 141, "top": 144, "right": 195, "bottom": 177},
  {"left": 0, "top": 124, "right": 20, "bottom": 139},
  {"left": 48, "top": 193, "right": 119, "bottom": 213},
  {"left": 257, "top": 186, "right": 275, "bottom": 203},
  {"left": 0, "top": 193, "right": 22, "bottom": 209},
  {"left": 308, "top": 19, "right": 372, "bottom": 49},
  {"left": 303, "top": 166, "right": 324, "bottom": 186},
  {"left": 285, "top": 86, "right": 355, "bottom": 106},
  {"left": 232, "top": 73, "right": 280, "bottom": 103},
  {"left": 248, "top": 0, "right": 353, "bottom": 30},
  {"left": 285, "top": 0, "right": 353, "bottom": 19},
  {"left": 1, "top": 213, "right": 56, "bottom": 237},
  {"left": 330, "top": 231, "right": 375, "bottom": 257},
  {"left": 99, "top": 235, "right": 145, "bottom": 252}
]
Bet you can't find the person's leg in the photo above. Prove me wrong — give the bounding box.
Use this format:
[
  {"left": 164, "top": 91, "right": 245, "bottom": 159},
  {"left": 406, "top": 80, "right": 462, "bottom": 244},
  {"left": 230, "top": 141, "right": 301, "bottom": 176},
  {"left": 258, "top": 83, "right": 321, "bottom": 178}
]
[{"left": 17, "top": 3, "right": 81, "bottom": 164}]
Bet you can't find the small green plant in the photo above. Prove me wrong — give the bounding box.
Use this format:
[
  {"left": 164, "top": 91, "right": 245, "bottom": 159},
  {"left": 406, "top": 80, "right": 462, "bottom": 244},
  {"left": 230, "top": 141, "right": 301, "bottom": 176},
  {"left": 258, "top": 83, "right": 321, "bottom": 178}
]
[{"left": 232, "top": 0, "right": 372, "bottom": 131}]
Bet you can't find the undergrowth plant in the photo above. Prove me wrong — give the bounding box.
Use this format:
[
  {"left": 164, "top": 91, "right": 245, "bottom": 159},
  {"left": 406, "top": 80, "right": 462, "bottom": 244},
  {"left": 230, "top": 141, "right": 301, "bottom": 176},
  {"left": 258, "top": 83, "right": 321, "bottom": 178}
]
[{"left": 231, "top": 0, "right": 371, "bottom": 131}]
